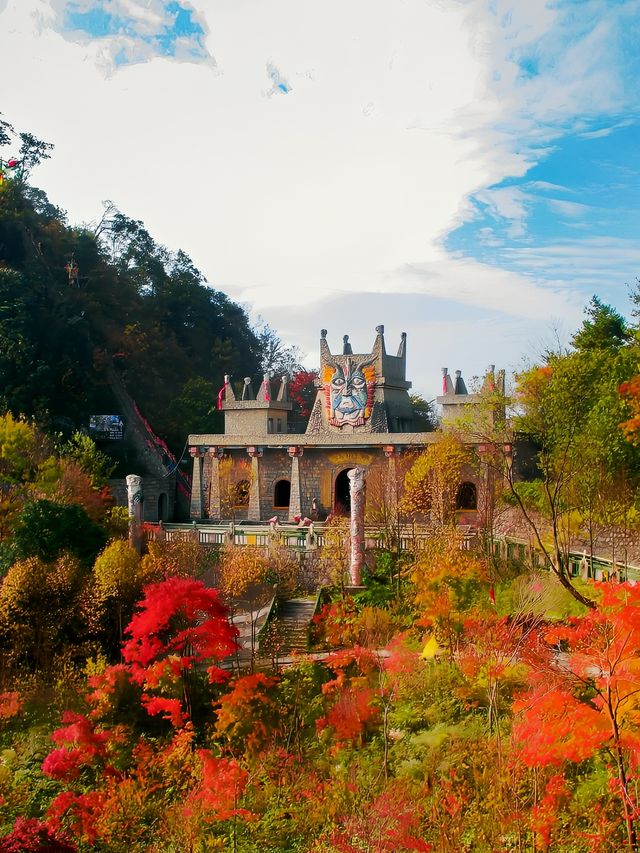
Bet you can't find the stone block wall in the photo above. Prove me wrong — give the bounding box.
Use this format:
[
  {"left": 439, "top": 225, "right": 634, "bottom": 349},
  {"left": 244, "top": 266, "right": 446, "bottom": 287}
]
[
  {"left": 196, "top": 444, "right": 484, "bottom": 526},
  {"left": 109, "top": 475, "right": 177, "bottom": 522}
]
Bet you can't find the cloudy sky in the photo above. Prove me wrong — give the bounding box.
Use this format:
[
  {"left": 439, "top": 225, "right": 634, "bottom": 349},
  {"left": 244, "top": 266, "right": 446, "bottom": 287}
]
[{"left": 1, "top": 0, "right": 639, "bottom": 398}]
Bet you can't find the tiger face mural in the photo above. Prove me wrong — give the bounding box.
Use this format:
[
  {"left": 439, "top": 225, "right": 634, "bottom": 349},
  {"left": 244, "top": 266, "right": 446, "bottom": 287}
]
[{"left": 323, "top": 358, "right": 376, "bottom": 428}]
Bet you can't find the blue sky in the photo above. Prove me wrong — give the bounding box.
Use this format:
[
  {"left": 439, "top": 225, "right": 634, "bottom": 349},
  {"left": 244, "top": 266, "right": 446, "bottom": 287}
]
[
  {"left": 1, "top": 0, "right": 639, "bottom": 395},
  {"left": 63, "top": 1, "right": 210, "bottom": 64},
  {"left": 446, "top": 120, "right": 640, "bottom": 308}
]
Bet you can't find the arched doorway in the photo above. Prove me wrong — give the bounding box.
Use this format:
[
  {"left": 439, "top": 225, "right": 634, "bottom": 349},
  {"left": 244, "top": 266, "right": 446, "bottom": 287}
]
[
  {"left": 158, "top": 492, "right": 168, "bottom": 521},
  {"left": 274, "top": 479, "right": 291, "bottom": 508},
  {"left": 334, "top": 468, "right": 354, "bottom": 515}
]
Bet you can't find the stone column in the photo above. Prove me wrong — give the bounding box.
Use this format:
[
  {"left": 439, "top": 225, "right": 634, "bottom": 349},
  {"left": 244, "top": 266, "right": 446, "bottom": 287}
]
[
  {"left": 247, "top": 447, "right": 263, "bottom": 521},
  {"left": 347, "top": 467, "right": 366, "bottom": 586},
  {"left": 207, "top": 448, "right": 224, "bottom": 520},
  {"left": 288, "top": 446, "right": 304, "bottom": 521},
  {"left": 126, "top": 474, "right": 143, "bottom": 554},
  {"left": 383, "top": 445, "right": 400, "bottom": 514},
  {"left": 189, "top": 447, "right": 205, "bottom": 519}
]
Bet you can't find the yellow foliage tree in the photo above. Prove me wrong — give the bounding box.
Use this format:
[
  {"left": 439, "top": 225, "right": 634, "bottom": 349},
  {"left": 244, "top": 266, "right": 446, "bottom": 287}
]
[
  {"left": 0, "top": 553, "right": 91, "bottom": 674},
  {"left": 140, "top": 537, "right": 213, "bottom": 581},
  {"left": 93, "top": 540, "right": 149, "bottom": 643},
  {"left": 318, "top": 516, "right": 351, "bottom": 591},
  {"left": 401, "top": 434, "right": 470, "bottom": 525},
  {"left": 0, "top": 413, "right": 45, "bottom": 541},
  {"left": 218, "top": 545, "right": 271, "bottom": 600},
  {"left": 218, "top": 545, "right": 274, "bottom": 671}
]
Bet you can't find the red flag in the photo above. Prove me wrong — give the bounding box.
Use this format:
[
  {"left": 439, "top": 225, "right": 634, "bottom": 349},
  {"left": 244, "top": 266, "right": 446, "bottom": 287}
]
[
  {"left": 217, "top": 380, "right": 229, "bottom": 410},
  {"left": 264, "top": 379, "right": 270, "bottom": 402},
  {"left": 442, "top": 374, "right": 447, "bottom": 393}
]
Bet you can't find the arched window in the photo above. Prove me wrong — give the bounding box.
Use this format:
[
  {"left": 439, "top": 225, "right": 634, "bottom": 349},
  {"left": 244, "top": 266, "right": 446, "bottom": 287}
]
[
  {"left": 234, "top": 479, "right": 250, "bottom": 507},
  {"left": 456, "top": 481, "right": 477, "bottom": 510},
  {"left": 274, "top": 479, "right": 291, "bottom": 508}
]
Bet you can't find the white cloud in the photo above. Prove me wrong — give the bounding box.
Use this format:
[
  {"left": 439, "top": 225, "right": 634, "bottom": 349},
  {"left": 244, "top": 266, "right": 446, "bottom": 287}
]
[
  {"left": 473, "top": 186, "right": 530, "bottom": 237},
  {"left": 545, "top": 198, "right": 592, "bottom": 218},
  {"left": 0, "top": 0, "right": 637, "bottom": 388}
]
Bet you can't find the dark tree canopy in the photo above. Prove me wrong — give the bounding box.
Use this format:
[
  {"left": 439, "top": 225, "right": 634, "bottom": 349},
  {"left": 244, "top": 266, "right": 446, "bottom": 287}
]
[
  {"left": 11, "top": 500, "right": 107, "bottom": 566},
  {"left": 0, "top": 118, "right": 264, "bottom": 451}
]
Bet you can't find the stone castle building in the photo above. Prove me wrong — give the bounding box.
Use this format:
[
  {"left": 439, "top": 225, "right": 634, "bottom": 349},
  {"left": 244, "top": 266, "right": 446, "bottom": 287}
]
[{"left": 187, "top": 326, "right": 501, "bottom": 525}]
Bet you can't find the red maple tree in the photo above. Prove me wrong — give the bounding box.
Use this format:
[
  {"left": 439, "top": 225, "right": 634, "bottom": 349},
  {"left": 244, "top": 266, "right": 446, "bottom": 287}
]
[
  {"left": 513, "top": 582, "right": 640, "bottom": 849},
  {"left": 122, "top": 577, "right": 238, "bottom": 722}
]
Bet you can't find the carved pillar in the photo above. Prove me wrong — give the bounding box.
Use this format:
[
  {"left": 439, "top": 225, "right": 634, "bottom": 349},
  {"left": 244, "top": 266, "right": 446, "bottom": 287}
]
[
  {"left": 126, "top": 474, "right": 143, "bottom": 554},
  {"left": 207, "top": 448, "right": 224, "bottom": 520},
  {"left": 189, "top": 447, "right": 205, "bottom": 519},
  {"left": 247, "top": 447, "right": 263, "bottom": 521},
  {"left": 288, "top": 446, "right": 304, "bottom": 521},
  {"left": 383, "top": 445, "right": 400, "bottom": 515},
  {"left": 347, "top": 467, "right": 366, "bottom": 586}
]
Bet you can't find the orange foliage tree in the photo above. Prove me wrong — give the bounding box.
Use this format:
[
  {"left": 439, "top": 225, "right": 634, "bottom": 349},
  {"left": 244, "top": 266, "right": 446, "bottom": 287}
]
[
  {"left": 213, "top": 672, "right": 280, "bottom": 757},
  {"left": 512, "top": 582, "right": 640, "bottom": 850},
  {"left": 411, "top": 533, "right": 487, "bottom": 658}
]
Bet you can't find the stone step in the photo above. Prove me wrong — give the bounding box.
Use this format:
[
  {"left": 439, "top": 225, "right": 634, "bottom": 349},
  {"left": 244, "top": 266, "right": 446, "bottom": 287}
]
[
  {"left": 279, "top": 607, "right": 315, "bottom": 618},
  {"left": 269, "top": 596, "right": 318, "bottom": 654}
]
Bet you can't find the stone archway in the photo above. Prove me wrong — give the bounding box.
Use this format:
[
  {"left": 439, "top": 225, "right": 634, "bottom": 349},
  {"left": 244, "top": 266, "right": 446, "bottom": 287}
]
[{"left": 334, "top": 468, "right": 354, "bottom": 515}]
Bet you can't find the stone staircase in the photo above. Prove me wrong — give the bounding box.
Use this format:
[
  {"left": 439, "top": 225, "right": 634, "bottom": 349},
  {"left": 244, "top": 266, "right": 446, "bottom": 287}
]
[{"left": 275, "top": 597, "right": 317, "bottom": 653}]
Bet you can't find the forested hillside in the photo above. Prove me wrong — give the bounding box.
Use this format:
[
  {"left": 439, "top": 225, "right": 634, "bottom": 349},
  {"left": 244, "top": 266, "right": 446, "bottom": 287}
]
[{"left": 0, "top": 117, "right": 264, "bottom": 451}]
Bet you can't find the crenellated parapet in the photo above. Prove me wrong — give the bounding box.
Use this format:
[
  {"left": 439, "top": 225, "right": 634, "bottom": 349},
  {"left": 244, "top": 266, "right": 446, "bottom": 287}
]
[
  {"left": 218, "top": 373, "right": 293, "bottom": 436},
  {"left": 437, "top": 364, "right": 506, "bottom": 427}
]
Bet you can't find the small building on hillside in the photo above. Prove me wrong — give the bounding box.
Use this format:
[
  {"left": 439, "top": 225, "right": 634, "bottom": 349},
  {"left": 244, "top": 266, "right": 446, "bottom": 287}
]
[{"left": 187, "top": 326, "right": 503, "bottom": 526}]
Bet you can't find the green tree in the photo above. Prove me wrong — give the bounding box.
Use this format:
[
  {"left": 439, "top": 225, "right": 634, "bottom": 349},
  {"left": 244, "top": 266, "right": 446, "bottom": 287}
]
[
  {"left": 60, "top": 432, "right": 115, "bottom": 489},
  {"left": 11, "top": 499, "right": 107, "bottom": 566},
  {"left": 512, "top": 337, "right": 640, "bottom": 605},
  {"left": 0, "top": 118, "right": 264, "bottom": 453},
  {"left": 571, "top": 295, "right": 630, "bottom": 351},
  {"left": 254, "top": 320, "right": 303, "bottom": 377},
  {"left": 164, "top": 376, "right": 223, "bottom": 447},
  {"left": 410, "top": 393, "right": 437, "bottom": 431}
]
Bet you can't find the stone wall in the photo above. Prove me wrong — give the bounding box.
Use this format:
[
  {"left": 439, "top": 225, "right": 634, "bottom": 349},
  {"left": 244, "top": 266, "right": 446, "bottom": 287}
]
[
  {"left": 109, "top": 474, "right": 177, "bottom": 522},
  {"left": 199, "top": 445, "right": 483, "bottom": 525}
]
